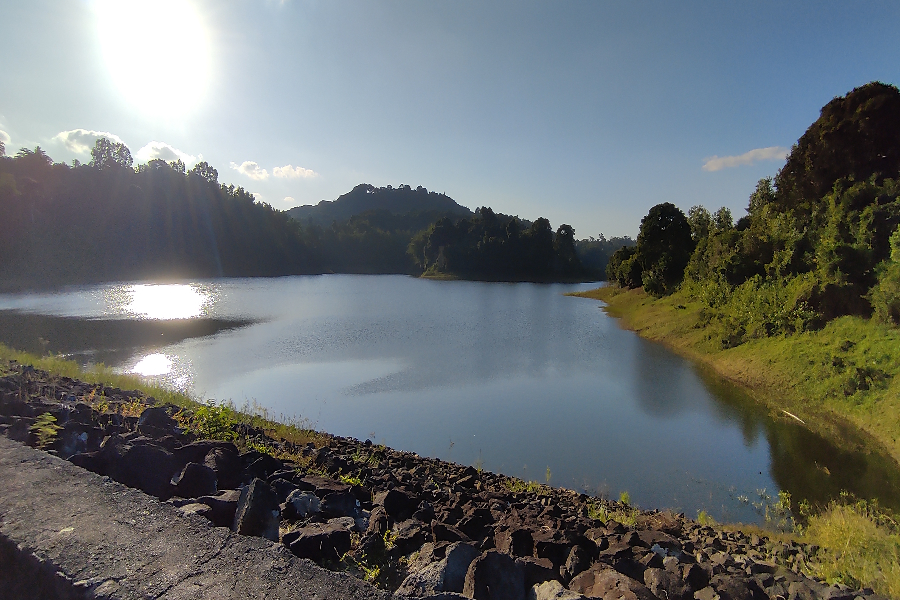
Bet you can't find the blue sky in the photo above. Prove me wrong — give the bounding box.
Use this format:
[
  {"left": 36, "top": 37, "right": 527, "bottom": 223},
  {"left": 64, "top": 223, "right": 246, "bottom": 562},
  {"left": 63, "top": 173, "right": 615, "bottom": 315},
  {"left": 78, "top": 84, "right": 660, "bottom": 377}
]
[{"left": 1, "top": 1, "right": 898, "bottom": 237}]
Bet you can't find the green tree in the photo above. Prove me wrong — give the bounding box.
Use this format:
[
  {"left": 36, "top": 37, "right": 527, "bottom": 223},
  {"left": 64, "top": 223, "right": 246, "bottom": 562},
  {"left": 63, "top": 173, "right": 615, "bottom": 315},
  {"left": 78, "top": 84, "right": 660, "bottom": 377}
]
[
  {"left": 190, "top": 161, "right": 218, "bottom": 183},
  {"left": 89, "top": 137, "right": 133, "bottom": 170},
  {"left": 688, "top": 206, "right": 712, "bottom": 241},
  {"left": 775, "top": 82, "right": 900, "bottom": 216},
  {"left": 635, "top": 203, "right": 694, "bottom": 296}
]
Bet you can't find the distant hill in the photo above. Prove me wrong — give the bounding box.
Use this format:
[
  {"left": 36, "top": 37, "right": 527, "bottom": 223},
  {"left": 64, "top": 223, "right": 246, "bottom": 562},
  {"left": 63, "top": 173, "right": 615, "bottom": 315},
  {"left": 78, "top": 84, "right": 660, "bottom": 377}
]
[{"left": 286, "top": 183, "right": 472, "bottom": 226}]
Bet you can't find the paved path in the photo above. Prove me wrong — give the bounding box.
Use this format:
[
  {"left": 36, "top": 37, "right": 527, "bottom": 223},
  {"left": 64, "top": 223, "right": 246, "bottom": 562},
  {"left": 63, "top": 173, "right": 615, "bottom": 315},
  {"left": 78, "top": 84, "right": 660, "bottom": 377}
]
[{"left": 0, "top": 436, "right": 388, "bottom": 600}]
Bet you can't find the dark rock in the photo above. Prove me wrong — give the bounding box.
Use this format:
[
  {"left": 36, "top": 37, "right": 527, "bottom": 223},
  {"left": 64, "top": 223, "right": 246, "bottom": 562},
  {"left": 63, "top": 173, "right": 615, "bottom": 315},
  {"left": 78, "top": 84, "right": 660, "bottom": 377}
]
[
  {"left": 270, "top": 477, "right": 299, "bottom": 503},
  {"left": 196, "top": 489, "right": 241, "bottom": 528},
  {"left": 536, "top": 538, "right": 573, "bottom": 571},
  {"left": 433, "top": 521, "right": 471, "bottom": 543},
  {"left": 244, "top": 453, "right": 284, "bottom": 482},
  {"left": 496, "top": 528, "right": 535, "bottom": 558},
  {"left": 178, "top": 502, "right": 213, "bottom": 520},
  {"left": 232, "top": 478, "right": 280, "bottom": 541},
  {"left": 321, "top": 490, "right": 360, "bottom": 519},
  {"left": 203, "top": 445, "right": 242, "bottom": 490},
  {"left": 285, "top": 522, "right": 352, "bottom": 564},
  {"left": 561, "top": 545, "right": 591, "bottom": 583},
  {"left": 68, "top": 450, "right": 106, "bottom": 475},
  {"left": 297, "top": 475, "right": 350, "bottom": 498},
  {"left": 530, "top": 580, "right": 587, "bottom": 599},
  {"left": 375, "top": 488, "right": 419, "bottom": 520},
  {"left": 568, "top": 564, "right": 657, "bottom": 600},
  {"left": 644, "top": 567, "right": 690, "bottom": 600},
  {"left": 109, "top": 443, "right": 175, "bottom": 499},
  {"left": 396, "top": 541, "right": 480, "bottom": 596},
  {"left": 463, "top": 550, "right": 526, "bottom": 600},
  {"left": 519, "top": 556, "right": 560, "bottom": 588},
  {"left": 392, "top": 518, "right": 428, "bottom": 556},
  {"left": 173, "top": 440, "right": 237, "bottom": 469},
  {"left": 366, "top": 505, "right": 388, "bottom": 537},
  {"left": 710, "top": 574, "right": 761, "bottom": 600},
  {"left": 413, "top": 500, "right": 436, "bottom": 523},
  {"left": 284, "top": 490, "right": 321, "bottom": 519},
  {"left": 170, "top": 462, "right": 217, "bottom": 499},
  {"left": 136, "top": 406, "right": 176, "bottom": 436},
  {"left": 683, "top": 563, "right": 710, "bottom": 592}
]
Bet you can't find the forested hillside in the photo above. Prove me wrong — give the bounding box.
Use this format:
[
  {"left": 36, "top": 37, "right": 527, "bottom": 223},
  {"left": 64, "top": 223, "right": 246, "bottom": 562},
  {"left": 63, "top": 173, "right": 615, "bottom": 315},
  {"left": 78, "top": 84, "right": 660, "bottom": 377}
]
[
  {"left": 409, "top": 206, "right": 591, "bottom": 281},
  {"left": 286, "top": 183, "right": 472, "bottom": 227},
  {"left": 0, "top": 139, "right": 320, "bottom": 290},
  {"left": 607, "top": 81, "right": 900, "bottom": 345}
]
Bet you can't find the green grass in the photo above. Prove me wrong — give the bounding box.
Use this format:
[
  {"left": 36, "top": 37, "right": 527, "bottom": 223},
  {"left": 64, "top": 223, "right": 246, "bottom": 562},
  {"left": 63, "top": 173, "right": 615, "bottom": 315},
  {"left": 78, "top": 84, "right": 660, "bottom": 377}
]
[
  {"left": 0, "top": 343, "right": 324, "bottom": 452},
  {"left": 804, "top": 497, "right": 900, "bottom": 597}
]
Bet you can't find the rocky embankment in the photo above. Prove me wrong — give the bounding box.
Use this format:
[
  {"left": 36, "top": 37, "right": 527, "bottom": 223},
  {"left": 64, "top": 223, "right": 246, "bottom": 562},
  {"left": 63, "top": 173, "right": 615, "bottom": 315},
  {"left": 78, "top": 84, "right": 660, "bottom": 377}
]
[{"left": 0, "top": 361, "right": 882, "bottom": 600}]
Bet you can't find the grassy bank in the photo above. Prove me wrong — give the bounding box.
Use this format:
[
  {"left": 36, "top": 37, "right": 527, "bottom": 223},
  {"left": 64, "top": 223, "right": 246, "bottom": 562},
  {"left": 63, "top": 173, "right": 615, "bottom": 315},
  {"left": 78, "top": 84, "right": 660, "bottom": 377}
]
[
  {"left": 571, "top": 286, "right": 900, "bottom": 466},
  {"left": 570, "top": 286, "right": 900, "bottom": 596},
  {"left": 0, "top": 343, "right": 323, "bottom": 452}
]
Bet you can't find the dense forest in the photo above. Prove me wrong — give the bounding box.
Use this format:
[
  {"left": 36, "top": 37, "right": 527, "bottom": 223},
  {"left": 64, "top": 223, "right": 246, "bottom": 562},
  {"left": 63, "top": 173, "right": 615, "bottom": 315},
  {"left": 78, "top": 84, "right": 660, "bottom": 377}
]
[
  {"left": 0, "top": 139, "right": 319, "bottom": 289},
  {"left": 287, "top": 183, "right": 471, "bottom": 227},
  {"left": 408, "top": 206, "right": 592, "bottom": 281},
  {"left": 0, "top": 139, "right": 616, "bottom": 288},
  {"left": 607, "top": 81, "right": 900, "bottom": 345}
]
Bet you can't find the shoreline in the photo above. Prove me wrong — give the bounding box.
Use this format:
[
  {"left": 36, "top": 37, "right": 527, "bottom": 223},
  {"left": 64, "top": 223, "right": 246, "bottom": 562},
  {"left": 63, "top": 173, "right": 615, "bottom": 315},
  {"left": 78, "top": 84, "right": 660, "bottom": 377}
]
[
  {"left": 0, "top": 357, "right": 874, "bottom": 599},
  {"left": 569, "top": 286, "right": 900, "bottom": 469}
]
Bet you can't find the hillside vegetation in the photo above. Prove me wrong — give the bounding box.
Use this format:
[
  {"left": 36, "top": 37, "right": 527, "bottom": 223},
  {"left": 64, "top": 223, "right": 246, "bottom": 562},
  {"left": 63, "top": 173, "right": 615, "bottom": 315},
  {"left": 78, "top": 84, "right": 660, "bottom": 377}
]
[
  {"left": 592, "top": 83, "right": 900, "bottom": 457},
  {"left": 575, "top": 82, "right": 900, "bottom": 594}
]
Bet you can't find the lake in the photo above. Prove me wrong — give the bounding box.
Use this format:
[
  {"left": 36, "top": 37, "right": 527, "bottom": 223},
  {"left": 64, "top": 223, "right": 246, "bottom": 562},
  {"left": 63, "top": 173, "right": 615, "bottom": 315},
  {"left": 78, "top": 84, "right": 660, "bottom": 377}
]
[{"left": 1, "top": 274, "right": 898, "bottom": 524}]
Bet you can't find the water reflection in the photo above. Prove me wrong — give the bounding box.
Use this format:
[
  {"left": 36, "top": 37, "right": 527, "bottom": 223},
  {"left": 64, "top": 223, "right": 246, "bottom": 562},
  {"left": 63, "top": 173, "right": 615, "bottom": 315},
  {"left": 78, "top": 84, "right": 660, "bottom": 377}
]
[
  {"left": 0, "top": 276, "right": 898, "bottom": 524},
  {"left": 104, "top": 283, "right": 212, "bottom": 319},
  {"left": 132, "top": 353, "right": 172, "bottom": 376}
]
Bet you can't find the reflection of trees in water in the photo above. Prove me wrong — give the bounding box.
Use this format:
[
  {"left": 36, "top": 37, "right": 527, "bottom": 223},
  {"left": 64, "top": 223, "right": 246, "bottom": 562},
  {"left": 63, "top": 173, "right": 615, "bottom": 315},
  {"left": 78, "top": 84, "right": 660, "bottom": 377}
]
[{"left": 695, "top": 364, "right": 900, "bottom": 513}]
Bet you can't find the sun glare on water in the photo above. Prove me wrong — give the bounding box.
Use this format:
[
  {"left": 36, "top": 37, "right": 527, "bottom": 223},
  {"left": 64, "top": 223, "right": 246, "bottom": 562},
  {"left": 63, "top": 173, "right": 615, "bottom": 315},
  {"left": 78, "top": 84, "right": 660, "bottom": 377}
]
[
  {"left": 103, "top": 283, "right": 211, "bottom": 319},
  {"left": 94, "top": 0, "right": 212, "bottom": 116}
]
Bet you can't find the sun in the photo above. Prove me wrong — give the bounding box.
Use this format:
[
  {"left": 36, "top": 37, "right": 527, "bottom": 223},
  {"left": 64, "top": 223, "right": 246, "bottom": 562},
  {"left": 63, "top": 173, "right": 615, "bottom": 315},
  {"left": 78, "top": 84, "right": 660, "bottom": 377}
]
[{"left": 94, "top": 0, "right": 212, "bottom": 116}]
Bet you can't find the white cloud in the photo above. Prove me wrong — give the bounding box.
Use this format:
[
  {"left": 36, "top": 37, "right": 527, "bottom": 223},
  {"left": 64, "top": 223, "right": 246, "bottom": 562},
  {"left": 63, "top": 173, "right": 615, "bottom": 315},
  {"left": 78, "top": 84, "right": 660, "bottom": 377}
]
[
  {"left": 135, "top": 141, "right": 198, "bottom": 165},
  {"left": 53, "top": 129, "right": 125, "bottom": 154},
  {"left": 702, "top": 146, "right": 789, "bottom": 172},
  {"left": 0, "top": 130, "right": 9, "bottom": 153},
  {"left": 230, "top": 161, "right": 269, "bottom": 180},
  {"left": 273, "top": 164, "right": 318, "bottom": 179},
  {"left": 284, "top": 196, "right": 296, "bottom": 204}
]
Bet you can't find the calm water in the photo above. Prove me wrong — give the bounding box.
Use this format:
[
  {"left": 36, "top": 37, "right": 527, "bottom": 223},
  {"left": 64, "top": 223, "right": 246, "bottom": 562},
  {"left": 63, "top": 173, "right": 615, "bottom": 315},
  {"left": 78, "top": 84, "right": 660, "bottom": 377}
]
[{"left": 2, "top": 275, "right": 898, "bottom": 523}]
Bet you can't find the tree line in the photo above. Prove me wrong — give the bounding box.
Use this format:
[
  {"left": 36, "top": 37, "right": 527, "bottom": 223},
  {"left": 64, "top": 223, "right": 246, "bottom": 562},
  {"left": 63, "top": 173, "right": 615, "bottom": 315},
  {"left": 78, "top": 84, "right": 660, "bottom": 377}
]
[
  {"left": 0, "top": 139, "right": 318, "bottom": 289},
  {"left": 607, "top": 81, "right": 900, "bottom": 345},
  {"left": 0, "top": 139, "right": 619, "bottom": 288}
]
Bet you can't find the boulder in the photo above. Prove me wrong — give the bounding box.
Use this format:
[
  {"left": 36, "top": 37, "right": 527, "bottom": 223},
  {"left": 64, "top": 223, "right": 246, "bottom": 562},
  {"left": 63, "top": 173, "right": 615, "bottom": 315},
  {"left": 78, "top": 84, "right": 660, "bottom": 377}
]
[
  {"left": 109, "top": 443, "right": 175, "bottom": 499},
  {"left": 397, "top": 542, "right": 480, "bottom": 597},
  {"left": 178, "top": 502, "right": 213, "bottom": 520},
  {"left": 196, "top": 489, "right": 241, "bottom": 528},
  {"left": 285, "top": 522, "right": 352, "bottom": 564},
  {"left": 285, "top": 490, "right": 321, "bottom": 519},
  {"left": 136, "top": 406, "right": 176, "bottom": 437},
  {"left": 321, "top": 490, "right": 361, "bottom": 518},
  {"left": 568, "top": 564, "right": 657, "bottom": 600},
  {"left": 392, "top": 518, "right": 429, "bottom": 556},
  {"left": 203, "top": 445, "right": 242, "bottom": 490},
  {"left": 375, "top": 488, "right": 419, "bottom": 521},
  {"left": 232, "top": 478, "right": 280, "bottom": 541},
  {"left": 495, "top": 528, "right": 534, "bottom": 558},
  {"left": 463, "top": 550, "right": 526, "bottom": 600},
  {"left": 529, "top": 580, "right": 587, "bottom": 600},
  {"left": 644, "top": 568, "right": 690, "bottom": 600},
  {"left": 171, "top": 462, "right": 217, "bottom": 499},
  {"left": 560, "top": 545, "right": 591, "bottom": 583}
]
